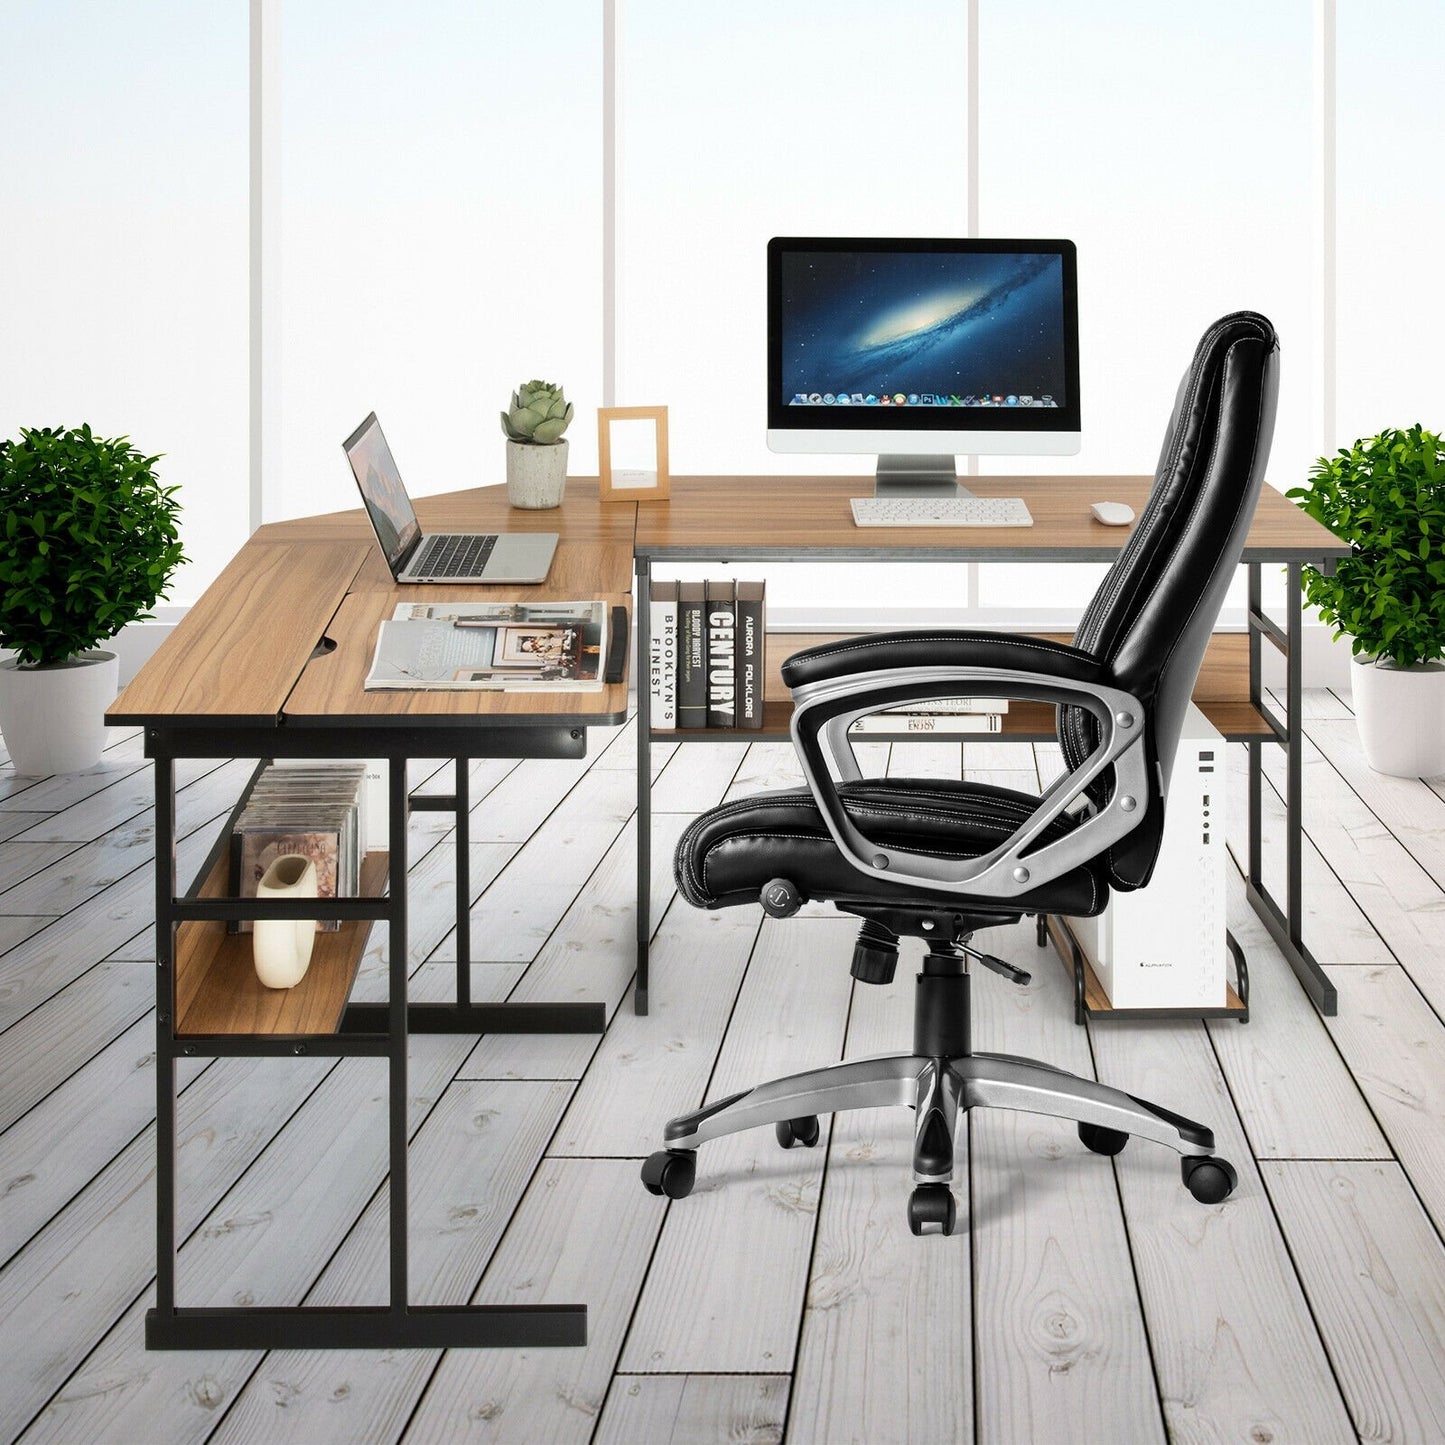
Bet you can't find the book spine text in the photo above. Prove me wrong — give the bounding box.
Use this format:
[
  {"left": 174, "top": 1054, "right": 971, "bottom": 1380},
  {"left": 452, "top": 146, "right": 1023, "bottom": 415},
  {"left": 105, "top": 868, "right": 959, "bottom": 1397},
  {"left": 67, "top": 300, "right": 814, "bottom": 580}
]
[
  {"left": 649, "top": 580, "right": 679, "bottom": 730},
  {"left": 706, "top": 580, "right": 737, "bottom": 728}
]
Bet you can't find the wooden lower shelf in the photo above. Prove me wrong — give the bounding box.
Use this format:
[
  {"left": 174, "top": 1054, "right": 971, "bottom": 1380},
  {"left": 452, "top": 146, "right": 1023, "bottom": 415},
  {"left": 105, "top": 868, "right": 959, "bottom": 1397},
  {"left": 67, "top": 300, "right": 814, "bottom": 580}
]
[
  {"left": 655, "top": 697, "right": 1270, "bottom": 743},
  {"left": 651, "top": 630, "right": 1272, "bottom": 743},
  {"left": 175, "top": 851, "right": 390, "bottom": 1037}
]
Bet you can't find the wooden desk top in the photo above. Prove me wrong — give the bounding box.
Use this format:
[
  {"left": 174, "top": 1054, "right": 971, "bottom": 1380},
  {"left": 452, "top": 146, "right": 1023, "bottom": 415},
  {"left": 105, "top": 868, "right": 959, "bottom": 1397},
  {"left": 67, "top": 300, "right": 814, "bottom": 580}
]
[
  {"left": 110, "top": 480, "right": 636, "bottom": 728},
  {"left": 109, "top": 471, "right": 1346, "bottom": 729},
  {"left": 633, "top": 475, "right": 1349, "bottom": 563},
  {"left": 254, "top": 478, "right": 637, "bottom": 599}
]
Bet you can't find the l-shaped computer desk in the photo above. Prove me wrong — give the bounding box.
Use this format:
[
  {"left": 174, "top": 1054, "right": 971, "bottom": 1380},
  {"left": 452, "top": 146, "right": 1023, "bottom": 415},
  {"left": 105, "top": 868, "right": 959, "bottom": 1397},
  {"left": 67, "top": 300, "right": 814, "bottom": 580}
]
[{"left": 111, "top": 472, "right": 1345, "bottom": 1351}]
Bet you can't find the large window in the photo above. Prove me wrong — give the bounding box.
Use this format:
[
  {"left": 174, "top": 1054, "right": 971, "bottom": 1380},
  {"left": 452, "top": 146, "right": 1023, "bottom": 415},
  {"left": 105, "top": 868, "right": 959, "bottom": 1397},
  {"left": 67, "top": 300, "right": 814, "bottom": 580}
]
[
  {"left": 617, "top": 1, "right": 971, "bottom": 478},
  {"left": 4, "top": 4, "right": 1425, "bottom": 642},
  {"left": 0, "top": 2, "right": 248, "bottom": 604},
  {"left": 974, "top": 0, "right": 1312, "bottom": 614},
  {"left": 277, "top": 4, "right": 603, "bottom": 525},
  {"left": 1336, "top": 0, "right": 1445, "bottom": 449},
  {"left": 618, "top": 1, "right": 972, "bottom": 618}
]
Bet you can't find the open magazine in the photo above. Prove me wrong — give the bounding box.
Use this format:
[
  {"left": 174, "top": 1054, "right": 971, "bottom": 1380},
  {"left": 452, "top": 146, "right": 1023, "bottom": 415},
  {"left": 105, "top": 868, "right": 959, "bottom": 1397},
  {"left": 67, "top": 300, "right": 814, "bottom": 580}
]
[{"left": 365, "top": 600, "right": 608, "bottom": 691}]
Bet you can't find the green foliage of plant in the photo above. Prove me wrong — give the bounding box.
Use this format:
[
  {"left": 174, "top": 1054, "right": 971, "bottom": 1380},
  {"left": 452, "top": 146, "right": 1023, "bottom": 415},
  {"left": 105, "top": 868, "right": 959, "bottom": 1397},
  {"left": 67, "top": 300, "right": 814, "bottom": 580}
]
[
  {"left": 0, "top": 425, "right": 187, "bottom": 667},
  {"left": 500, "top": 380, "right": 573, "bottom": 444},
  {"left": 1287, "top": 426, "right": 1445, "bottom": 668}
]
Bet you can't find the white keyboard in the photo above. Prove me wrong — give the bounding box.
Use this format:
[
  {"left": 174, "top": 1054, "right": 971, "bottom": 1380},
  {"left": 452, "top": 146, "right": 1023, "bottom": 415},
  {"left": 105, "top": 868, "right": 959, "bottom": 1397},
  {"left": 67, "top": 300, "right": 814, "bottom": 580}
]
[{"left": 850, "top": 495, "right": 1034, "bottom": 528}]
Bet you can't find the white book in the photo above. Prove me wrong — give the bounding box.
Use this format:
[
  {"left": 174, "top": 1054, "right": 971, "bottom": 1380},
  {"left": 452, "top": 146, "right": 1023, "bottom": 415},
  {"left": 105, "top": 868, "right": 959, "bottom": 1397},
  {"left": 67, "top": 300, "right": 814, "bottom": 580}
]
[
  {"left": 879, "top": 696, "right": 1010, "bottom": 714},
  {"left": 649, "top": 581, "right": 679, "bottom": 729},
  {"left": 847, "top": 711, "right": 1003, "bottom": 735}
]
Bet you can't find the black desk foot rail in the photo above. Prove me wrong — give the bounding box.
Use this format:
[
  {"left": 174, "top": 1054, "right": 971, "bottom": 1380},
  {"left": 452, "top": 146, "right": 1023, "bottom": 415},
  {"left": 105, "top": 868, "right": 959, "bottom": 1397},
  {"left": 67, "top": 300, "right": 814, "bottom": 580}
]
[
  {"left": 146, "top": 1304, "right": 587, "bottom": 1351},
  {"left": 341, "top": 1001, "right": 606, "bottom": 1033}
]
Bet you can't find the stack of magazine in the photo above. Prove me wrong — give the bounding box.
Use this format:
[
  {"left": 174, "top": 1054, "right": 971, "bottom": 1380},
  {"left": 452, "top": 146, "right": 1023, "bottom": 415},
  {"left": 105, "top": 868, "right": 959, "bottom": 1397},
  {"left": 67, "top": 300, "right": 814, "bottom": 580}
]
[
  {"left": 366, "top": 600, "right": 607, "bottom": 691},
  {"left": 648, "top": 580, "right": 765, "bottom": 731},
  {"left": 228, "top": 761, "right": 366, "bottom": 934}
]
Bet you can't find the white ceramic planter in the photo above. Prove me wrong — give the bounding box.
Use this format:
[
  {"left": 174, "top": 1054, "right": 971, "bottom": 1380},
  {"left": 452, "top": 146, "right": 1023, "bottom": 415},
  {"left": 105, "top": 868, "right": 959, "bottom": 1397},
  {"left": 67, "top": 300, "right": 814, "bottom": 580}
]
[
  {"left": 1351, "top": 654, "right": 1445, "bottom": 777},
  {"left": 0, "top": 650, "right": 120, "bottom": 776},
  {"left": 505, "top": 438, "right": 568, "bottom": 509},
  {"left": 252, "top": 854, "right": 319, "bottom": 989}
]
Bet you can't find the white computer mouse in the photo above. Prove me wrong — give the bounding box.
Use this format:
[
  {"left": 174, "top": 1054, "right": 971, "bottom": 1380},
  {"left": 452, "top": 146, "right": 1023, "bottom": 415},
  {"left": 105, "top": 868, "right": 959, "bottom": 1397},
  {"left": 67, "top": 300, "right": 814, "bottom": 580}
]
[{"left": 1090, "top": 501, "right": 1136, "bottom": 527}]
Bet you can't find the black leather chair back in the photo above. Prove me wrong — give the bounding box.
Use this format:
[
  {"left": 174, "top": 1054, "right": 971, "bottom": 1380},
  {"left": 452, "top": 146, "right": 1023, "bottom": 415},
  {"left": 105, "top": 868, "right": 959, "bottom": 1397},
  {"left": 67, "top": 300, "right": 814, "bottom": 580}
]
[{"left": 1060, "top": 312, "right": 1279, "bottom": 889}]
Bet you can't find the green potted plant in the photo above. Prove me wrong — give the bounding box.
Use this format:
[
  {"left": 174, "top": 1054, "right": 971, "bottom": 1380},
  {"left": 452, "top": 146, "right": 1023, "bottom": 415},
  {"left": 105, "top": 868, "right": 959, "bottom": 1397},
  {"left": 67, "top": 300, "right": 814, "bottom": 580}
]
[
  {"left": 0, "top": 425, "right": 186, "bottom": 775},
  {"left": 1287, "top": 424, "right": 1445, "bottom": 776},
  {"left": 501, "top": 379, "right": 573, "bottom": 509}
]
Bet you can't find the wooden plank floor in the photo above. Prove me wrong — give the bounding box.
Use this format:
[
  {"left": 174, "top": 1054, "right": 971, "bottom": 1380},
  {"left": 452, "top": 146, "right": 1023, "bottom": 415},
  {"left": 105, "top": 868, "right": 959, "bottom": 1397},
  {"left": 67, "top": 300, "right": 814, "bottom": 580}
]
[{"left": 3, "top": 695, "right": 1445, "bottom": 1443}]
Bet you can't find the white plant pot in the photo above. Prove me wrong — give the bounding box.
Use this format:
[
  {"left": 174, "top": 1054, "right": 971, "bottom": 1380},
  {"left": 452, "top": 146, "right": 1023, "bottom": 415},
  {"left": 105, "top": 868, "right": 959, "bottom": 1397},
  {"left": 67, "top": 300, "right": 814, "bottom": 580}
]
[
  {"left": 0, "top": 650, "right": 120, "bottom": 776},
  {"left": 252, "top": 854, "right": 319, "bottom": 989},
  {"left": 1350, "top": 654, "right": 1445, "bottom": 777},
  {"left": 505, "top": 438, "right": 568, "bottom": 509}
]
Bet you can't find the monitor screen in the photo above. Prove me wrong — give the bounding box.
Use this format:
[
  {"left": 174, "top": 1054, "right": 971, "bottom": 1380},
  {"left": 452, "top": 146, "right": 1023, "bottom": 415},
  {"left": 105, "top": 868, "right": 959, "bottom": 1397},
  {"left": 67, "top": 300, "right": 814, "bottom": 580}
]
[{"left": 767, "top": 237, "right": 1080, "bottom": 456}]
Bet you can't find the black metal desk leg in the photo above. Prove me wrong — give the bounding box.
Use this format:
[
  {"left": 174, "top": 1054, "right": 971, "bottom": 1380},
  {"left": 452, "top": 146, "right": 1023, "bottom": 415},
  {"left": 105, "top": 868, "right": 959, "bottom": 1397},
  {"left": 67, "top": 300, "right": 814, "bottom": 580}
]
[
  {"left": 388, "top": 757, "right": 410, "bottom": 1314},
  {"left": 1243, "top": 560, "right": 1337, "bottom": 1015},
  {"left": 152, "top": 742, "right": 178, "bottom": 1322},
  {"left": 455, "top": 755, "right": 471, "bottom": 1007},
  {"left": 1285, "top": 562, "right": 1305, "bottom": 941},
  {"left": 1247, "top": 564, "right": 1264, "bottom": 892},
  {"left": 635, "top": 555, "right": 652, "bottom": 1015}
]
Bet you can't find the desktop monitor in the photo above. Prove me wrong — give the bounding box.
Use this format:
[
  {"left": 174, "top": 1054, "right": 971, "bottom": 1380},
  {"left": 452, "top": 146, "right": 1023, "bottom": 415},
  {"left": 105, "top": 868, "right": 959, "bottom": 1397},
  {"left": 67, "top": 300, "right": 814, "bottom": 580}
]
[{"left": 767, "top": 237, "right": 1080, "bottom": 492}]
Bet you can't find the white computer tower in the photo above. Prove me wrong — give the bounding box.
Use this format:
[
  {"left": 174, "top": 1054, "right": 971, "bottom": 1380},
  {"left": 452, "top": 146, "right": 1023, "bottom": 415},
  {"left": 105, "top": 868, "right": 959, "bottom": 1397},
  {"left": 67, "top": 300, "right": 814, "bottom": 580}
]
[{"left": 1069, "top": 703, "right": 1226, "bottom": 1009}]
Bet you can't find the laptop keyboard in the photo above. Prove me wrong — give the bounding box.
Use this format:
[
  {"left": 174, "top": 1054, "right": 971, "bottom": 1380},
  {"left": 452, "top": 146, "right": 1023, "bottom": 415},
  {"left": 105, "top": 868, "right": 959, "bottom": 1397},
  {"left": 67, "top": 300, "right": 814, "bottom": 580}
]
[{"left": 413, "top": 533, "right": 499, "bottom": 577}]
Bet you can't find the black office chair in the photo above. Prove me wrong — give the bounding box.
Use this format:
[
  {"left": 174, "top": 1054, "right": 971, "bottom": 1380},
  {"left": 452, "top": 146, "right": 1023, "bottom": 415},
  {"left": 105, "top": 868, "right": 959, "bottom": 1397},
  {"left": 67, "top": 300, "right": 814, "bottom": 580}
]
[{"left": 642, "top": 313, "right": 1279, "bottom": 1235}]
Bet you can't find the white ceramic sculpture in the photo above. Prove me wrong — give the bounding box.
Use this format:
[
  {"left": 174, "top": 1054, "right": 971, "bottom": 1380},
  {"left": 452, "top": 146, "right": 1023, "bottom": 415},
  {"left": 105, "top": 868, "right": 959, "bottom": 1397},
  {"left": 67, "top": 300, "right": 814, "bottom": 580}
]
[{"left": 252, "top": 854, "right": 318, "bottom": 989}]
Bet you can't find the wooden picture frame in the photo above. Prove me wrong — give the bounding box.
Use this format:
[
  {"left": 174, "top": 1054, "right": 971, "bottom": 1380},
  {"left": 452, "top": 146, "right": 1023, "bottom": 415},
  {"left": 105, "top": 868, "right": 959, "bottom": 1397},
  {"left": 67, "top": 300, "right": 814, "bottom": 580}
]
[{"left": 598, "top": 406, "right": 670, "bottom": 502}]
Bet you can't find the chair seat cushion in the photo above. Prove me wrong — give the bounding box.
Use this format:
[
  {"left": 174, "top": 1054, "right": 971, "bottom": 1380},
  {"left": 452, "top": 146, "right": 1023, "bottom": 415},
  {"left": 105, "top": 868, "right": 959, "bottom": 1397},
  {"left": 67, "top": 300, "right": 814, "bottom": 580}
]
[{"left": 674, "top": 778, "right": 1109, "bottom": 917}]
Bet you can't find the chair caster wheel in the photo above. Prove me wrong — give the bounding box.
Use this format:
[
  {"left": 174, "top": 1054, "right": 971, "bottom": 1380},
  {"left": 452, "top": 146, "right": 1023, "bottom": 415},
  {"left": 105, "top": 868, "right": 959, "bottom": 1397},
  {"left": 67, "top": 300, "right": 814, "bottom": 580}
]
[
  {"left": 641, "top": 1149, "right": 696, "bottom": 1200},
  {"left": 1181, "top": 1154, "right": 1237, "bottom": 1204},
  {"left": 775, "top": 1115, "right": 821, "bottom": 1149},
  {"left": 907, "top": 1184, "right": 957, "bottom": 1237},
  {"left": 1078, "top": 1121, "right": 1129, "bottom": 1156}
]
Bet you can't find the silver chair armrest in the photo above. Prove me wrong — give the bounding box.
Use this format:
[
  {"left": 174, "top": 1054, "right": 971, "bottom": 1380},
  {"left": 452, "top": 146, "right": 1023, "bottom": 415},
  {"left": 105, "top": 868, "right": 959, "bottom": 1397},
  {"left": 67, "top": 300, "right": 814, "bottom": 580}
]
[{"left": 789, "top": 664, "right": 1149, "bottom": 901}]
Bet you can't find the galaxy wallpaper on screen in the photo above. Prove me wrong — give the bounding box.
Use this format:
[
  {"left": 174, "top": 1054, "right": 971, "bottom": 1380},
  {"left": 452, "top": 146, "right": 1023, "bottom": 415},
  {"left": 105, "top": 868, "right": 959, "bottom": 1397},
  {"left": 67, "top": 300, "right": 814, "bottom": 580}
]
[{"left": 780, "top": 251, "right": 1067, "bottom": 408}]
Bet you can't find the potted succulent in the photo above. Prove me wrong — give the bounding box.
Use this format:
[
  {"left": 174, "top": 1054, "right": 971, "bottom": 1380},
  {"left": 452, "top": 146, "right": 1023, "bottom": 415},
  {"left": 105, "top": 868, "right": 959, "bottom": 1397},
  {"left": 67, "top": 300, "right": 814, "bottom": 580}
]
[
  {"left": 0, "top": 425, "right": 186, "bottom": 776},
  {"left": 501, "top": 379, "right": 574, "bottom": 509},
  {"left": 1288, "top": 425, "right": 1445, "bottom": 776}
]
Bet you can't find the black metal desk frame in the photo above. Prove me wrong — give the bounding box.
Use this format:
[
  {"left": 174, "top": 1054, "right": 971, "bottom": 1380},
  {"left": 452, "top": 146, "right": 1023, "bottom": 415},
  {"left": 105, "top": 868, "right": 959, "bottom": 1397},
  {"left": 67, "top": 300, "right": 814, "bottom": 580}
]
[
  {"left": 146, "top": 719, "right": 607, "bottom": 1351},
  {"left": 1245, "top": 560, "right": 1335, "bottom": 1014},
  {"left": 632, "top": 548, "right": 1340, "bottom": 1020}
]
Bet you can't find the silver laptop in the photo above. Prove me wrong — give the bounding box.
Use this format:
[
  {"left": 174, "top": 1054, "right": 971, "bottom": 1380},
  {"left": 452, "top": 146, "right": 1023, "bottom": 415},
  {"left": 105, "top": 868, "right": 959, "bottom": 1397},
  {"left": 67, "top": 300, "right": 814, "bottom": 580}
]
[{"left": 343, "top": 412, "right": 558, "bottom": 584}]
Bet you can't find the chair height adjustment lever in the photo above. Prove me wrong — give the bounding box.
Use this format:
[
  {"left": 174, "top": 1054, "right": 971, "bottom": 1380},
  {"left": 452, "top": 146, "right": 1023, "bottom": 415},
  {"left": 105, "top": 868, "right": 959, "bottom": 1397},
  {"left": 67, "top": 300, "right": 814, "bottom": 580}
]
[{"left": 963, "top": 946, "right": 1032, "bottom": 987}]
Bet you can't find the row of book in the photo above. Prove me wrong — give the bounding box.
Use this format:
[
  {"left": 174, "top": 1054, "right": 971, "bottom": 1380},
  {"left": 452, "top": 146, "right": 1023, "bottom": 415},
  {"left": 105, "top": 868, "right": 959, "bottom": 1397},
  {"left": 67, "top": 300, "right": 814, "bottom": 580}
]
[
  {"left": 646, "top": 579, "right": 1011, "bottom": 735},
  {"left": 227, "top": 761, "right": 367, "bottom": 933},
  {"left": 648, "top": 579, "right": 766, "bottom": 730}
]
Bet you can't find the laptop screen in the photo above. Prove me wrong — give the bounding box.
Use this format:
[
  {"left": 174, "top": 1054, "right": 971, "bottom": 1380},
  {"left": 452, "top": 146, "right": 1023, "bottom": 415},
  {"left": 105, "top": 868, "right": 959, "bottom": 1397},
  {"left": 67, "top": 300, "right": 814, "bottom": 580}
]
[{"left": 343, "top": 413, "right": 420, "bottom": 571}]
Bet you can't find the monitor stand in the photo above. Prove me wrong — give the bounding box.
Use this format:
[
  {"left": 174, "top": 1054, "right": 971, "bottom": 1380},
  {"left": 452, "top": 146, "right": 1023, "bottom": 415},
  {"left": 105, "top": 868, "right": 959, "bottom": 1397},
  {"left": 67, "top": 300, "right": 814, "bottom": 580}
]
[{"left": 874, "top": 453, "right": 977, "bottom": 498}]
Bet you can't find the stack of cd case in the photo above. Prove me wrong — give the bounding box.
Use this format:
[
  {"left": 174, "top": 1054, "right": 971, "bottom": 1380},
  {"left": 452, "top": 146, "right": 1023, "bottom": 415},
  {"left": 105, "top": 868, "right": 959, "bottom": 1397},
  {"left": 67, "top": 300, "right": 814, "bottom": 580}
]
[{"left": 227, "top": 761, "right": 366, "bottom": 933}]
